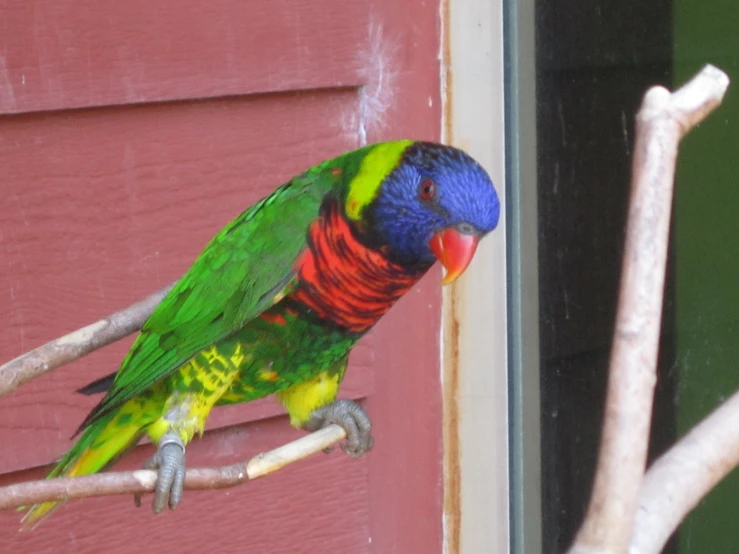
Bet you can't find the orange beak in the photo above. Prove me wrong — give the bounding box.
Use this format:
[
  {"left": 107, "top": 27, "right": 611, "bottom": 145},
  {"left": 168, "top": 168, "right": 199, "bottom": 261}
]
[{"left": 429, "top": 228, "right": 480, "bottom": 285}]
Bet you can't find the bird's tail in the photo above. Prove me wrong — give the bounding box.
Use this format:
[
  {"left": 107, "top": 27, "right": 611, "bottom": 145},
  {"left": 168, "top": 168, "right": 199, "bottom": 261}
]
[{"left": 20, "top": 410, "right": 144, "bottom": 531}]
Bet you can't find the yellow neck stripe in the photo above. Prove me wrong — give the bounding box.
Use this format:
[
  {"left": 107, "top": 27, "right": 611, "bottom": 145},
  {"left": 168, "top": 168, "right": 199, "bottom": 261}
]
[{"left": 345, "top": 140, "right": 413, "bottom": 221}]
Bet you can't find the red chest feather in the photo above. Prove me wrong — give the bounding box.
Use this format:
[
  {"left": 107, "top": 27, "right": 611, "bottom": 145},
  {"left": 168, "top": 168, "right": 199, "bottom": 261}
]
[{"left": 291, "top": 202, "right": 429, "bottom": 333}]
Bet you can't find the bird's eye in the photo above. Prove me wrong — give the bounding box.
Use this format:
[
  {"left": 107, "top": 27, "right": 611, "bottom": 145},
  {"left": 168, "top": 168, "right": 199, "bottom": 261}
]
[{"left": 418, "top": 179, "right": 436, "bottom": 201}]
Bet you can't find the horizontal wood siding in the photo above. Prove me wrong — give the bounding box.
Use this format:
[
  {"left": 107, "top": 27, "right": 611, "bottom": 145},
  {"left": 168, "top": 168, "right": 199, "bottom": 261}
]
[{"left": 0, "top": 0, "right": 443, "bottom": 551}]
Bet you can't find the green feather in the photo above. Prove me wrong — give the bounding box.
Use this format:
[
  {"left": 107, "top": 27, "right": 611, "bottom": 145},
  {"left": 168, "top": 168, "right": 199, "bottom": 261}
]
[
  {"left": 80, "top": 175, "right": 319, "bottom": 428},
  {"left": 23, "top": 140, "right": 440, "bottom": 529},
  {"left": 79, "top": 141, "right": 408, "bottom": 431}
]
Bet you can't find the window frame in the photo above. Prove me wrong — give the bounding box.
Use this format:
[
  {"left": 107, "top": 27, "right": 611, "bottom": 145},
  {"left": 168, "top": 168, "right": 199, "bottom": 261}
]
[{"left": 441, "top": 0, "right": 538, "bottom": 551}]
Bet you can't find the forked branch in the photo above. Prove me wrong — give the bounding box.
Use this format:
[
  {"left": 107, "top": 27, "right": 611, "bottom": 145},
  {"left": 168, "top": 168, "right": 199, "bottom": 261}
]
[{"left": 568, "top": 65, "right": 730, "bottom": 554}]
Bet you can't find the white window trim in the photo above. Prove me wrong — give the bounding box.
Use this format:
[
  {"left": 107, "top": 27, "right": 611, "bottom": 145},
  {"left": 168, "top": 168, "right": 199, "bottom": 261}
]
[{"left": 441, "top": 0, "right": 513, "bottom": 552}]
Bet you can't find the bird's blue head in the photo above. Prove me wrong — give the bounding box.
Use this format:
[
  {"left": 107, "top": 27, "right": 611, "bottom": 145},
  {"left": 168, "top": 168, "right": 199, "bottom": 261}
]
[{"left": 359, "top": 141, "right": 500, "bottom": 283}]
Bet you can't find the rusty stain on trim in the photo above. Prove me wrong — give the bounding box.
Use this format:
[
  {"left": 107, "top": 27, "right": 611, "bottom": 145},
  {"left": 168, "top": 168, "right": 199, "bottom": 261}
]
[
  {"left": 443, "top": 288, "right": 462, "bottom": 554},
  {"left": 441, "top": 0, "right": 461, "bottom": 552}
]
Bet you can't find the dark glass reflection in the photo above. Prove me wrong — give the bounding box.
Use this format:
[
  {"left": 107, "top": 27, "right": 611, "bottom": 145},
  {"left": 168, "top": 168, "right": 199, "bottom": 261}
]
[{"left": 535, "top": 1, "right": 676, "bottom": 551}]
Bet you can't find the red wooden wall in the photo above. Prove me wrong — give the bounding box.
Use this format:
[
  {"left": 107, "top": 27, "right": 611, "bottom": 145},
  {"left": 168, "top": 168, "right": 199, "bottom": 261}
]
[{"left": 0, "top": 1, "right": 443, "bottom": 552}]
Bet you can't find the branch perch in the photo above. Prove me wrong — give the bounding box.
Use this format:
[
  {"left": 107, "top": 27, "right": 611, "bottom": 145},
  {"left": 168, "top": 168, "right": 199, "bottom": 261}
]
[
  {"left": 0, "top": 282, "right": 175, "bottom": 397},
  {"left": 630, "top": 388, "right": 739, "bottom": 553},
  {"left": 0, "top": 424, "right": 346, "bottom": 514},
  {"left": 569, "top": 65, "right": 729, "bottom": 554}
]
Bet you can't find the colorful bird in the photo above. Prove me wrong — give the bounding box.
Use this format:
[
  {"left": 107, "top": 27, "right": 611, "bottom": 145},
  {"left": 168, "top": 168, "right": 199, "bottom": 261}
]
[{"left": 22, "top": 140, "right": 500, "bottom": 528}]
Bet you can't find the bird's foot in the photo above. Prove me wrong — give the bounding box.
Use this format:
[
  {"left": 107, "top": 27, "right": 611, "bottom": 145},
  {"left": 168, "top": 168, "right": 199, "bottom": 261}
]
[
  {"left": 134, "top": 432, "right": 186, "bottom": 513},
  {"left": 305, "top": 399, "right": 374, "bottom": 458}
]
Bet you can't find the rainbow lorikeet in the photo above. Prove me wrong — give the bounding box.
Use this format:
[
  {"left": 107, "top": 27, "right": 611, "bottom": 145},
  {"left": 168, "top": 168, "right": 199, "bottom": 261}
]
[{"left": 22, "top": 140, "right": 500, "bottom": 528}]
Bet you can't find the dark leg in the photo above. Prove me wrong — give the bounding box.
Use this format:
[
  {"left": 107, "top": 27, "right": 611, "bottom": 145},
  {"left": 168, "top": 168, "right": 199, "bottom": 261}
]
[
  {"left": 135, "top": 432, "right": 187, "bottom": 513},
  {"left": 304, "top": 399, "right": 374, "bottom": 458}
]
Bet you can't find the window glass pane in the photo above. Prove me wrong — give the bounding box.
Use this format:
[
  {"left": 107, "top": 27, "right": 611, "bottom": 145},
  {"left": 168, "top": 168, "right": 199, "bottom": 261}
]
[{"left": 532, "top": 0, "right": 739, "bottom": 551}]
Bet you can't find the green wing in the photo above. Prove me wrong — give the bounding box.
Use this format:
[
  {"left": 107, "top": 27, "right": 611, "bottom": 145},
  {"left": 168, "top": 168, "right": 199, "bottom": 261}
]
[{"left": 79, "top": 169, "right": 334, "bottom": 430}]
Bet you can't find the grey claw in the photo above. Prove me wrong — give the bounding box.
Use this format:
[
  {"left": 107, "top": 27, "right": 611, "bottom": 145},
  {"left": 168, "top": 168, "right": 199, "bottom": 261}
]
[
  {"left": 140, "top": 432, "right": 186, "bottom": 514},
  {"left": 307, "top": 399, "right": 374, "bottom": 458},
  {"left": 169, "top": 463, "right": 186, "bottom": 510}
]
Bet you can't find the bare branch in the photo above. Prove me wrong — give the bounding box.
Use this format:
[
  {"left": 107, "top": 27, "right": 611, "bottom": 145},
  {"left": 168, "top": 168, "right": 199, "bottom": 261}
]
[
  {"left": 630, "top": 389, "right": 739, "bottom": 554},
  {"left": 0, "top": 282, "right": 176, "bottom": 398},
  {"left": 568, "top": 65, "right": 730, "bottom": 554},
  {"left": 1, "top": 424, "right": 346, "bottom": 514}
]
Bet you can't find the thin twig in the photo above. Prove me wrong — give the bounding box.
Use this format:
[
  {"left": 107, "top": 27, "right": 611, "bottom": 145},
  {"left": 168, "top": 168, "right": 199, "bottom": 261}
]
[
  {"left": 568, "top": 65, "right": 730, "bottom": 554},
  {"left": 630, "top": 389, "right": 739, "bottom": 554},
  {"left": 0, "top": 424, "right": 346, "bottom": 512},
  {"left": 0, "top": 282, "right": 176, "bottom": 397}
]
